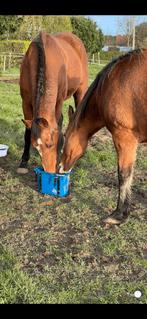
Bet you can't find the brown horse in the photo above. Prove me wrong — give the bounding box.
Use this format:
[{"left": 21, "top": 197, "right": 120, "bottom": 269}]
[
  {"left": 17, "top": 31, "right": 88, "bottom": 174},
  {"left": 59, "top": 48, "right": 147, "bottom": 225}
]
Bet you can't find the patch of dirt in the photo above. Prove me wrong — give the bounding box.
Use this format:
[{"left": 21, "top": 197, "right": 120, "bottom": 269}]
[
  {"left": 0, "top": 78, "right": 19, "bottom": 84},
  {"left": 89, "top": 128, "right": 112, "bottom": 146}
]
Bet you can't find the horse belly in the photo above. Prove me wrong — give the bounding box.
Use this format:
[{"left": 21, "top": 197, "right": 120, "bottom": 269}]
[{"left": 66, "top": 77, "right": 81, "bottom": 99}]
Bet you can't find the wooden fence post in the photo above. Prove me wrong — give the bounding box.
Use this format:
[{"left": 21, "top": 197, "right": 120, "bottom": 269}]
[
  {"left": 98, "top": 52, "right": 100, "bottom": 65},
  {"left": 3, "top": 55, "right": 6, "bottom": 72},
  {"left": 8, "top": 52, "right": 12, "bottom": 69}
]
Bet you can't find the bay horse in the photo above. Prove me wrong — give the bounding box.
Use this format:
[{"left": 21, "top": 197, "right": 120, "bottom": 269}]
[
  {"left": 17, "top": 31, "right": 88, "bottom": 174},
  {"left": 59, "top": 48, "right": 147, "bottom": 225}
]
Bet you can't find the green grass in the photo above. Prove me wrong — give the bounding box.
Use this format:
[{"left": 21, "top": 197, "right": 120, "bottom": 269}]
[
  {"left": 0, "top": 64, "right": 147, "bottom": 304},
  {"left": 88, "top": 63, "right": 103, "bottom": 81},
  {"left": 0, "top": 245, "right": 44, "bottom": 304},
  {"left": 0, "top": 67, "right": 19, "bottom": 75}
]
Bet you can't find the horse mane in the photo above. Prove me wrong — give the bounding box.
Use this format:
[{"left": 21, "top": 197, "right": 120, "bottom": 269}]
[
  {"left": 33, "top": 32, "right": 45, "bottom": 113},
  {"left": 74, "top": 48, "right": 144, "bottom": 126}
]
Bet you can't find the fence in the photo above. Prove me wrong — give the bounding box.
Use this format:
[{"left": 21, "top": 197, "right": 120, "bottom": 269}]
[
  {"left": 88, "top": 53, "right": 109, "bottom": 66},
  {"left": 0, "top": 52, "right": 109, "bottom": 78},
  {"left": 0, "top": 53, "right": 23, "bottom": 73}
]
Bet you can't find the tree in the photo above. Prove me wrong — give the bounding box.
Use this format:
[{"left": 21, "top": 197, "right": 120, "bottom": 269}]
[
  {"left": 16, "top": 16, "right": 72, "bottom": 40},
  {"left": 42, "top": 16, "right": 72, "bottom": 34},
  {"left": 16, "top": 16, "right": 43, "bottom": 40},
  {"left": 115, "top": 35, "right": 127, "bottom": 46},
  {"left": 135, "top": 22, "right": 147, "bottom": 48},
  {"left": 0, "top": 15, "right": 23, "bottom": 40},
  {"left": 104, "top": 35, "right": 116, "bottom": 46},
  {"left": 117, "top": 16, "right": 136, "bottom": 48},
  {"left": 71, "top": 16, "right": 104, "bottom": 55}
]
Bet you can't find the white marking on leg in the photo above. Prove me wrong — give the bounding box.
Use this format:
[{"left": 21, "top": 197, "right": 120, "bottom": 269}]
[{"left": 120, "top": 168, "right": 133, "bottom": 203}]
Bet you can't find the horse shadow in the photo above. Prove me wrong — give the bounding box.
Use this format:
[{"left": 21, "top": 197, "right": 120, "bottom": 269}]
[
  {"left": 0, "top": 118, "right": 40, "bottom": 192},
  {"left": 0, "top": 118, "right": 146, "bottom": 212}
]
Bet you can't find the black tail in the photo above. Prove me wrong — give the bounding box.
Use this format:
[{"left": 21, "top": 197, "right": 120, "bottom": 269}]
[{"left": 33, "top": 32, "right": 45, "bottom": 111}]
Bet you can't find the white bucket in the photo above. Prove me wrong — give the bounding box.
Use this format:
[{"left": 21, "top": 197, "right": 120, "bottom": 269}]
[{"left": 0, "top": 144, "right": 9, "bottom": 157}]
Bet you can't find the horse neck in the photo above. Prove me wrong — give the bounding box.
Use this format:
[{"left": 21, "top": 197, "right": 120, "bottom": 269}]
[{"left": 76, "top": 90, "right": 101, "bottom": 138}]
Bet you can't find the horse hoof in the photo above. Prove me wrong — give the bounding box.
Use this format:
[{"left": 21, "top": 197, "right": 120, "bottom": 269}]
[
  {"left": 17, "top": 167, "right": 29, "bottom": 174},
  {"left": 103, "top": 211, "right": 125, "bottom": 225},
  {"left": 103, "top": 216, "right": 122, "bottom": 225}
]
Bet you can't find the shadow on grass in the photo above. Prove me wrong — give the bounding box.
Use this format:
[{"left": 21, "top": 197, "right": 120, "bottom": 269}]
[
  {"left": 0, "top": 118, "right": 146, "bottom": 213},
  {"left": 0, "top": 118, "right": 39, "bottom": 193}
]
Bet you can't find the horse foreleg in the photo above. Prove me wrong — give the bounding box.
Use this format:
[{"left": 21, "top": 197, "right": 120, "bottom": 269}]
[
  {"left": 104, "top": 130, "right": 138, "bottom": 225},
  {"left": 17, "top": 128, "right": 31, "bottom": 174}
]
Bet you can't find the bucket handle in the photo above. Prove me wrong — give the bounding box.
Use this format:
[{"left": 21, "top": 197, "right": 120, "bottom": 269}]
[{"left": 54, "top": 176, "right": 60, "bottom": 196}]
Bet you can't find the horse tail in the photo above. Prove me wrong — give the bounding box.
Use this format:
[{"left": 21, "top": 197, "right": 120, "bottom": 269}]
[{"left": 33, "top": 31, "right": 46, "bottom": 110}]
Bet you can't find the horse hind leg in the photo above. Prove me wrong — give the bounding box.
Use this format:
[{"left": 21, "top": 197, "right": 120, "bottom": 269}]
[
  {"left": 104, "top": 130, "right": 138, "bottom": 225},
  {"left": 17, "top": 128, "right": 31, "bottom": 174},
  {"left": 17, "top": 101, "right": 32, "bottom": 174}
]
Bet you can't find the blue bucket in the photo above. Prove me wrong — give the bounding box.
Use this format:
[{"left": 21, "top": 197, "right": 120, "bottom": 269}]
[{"left": 34, "top": 167, "right": 71, "bottom": 197}]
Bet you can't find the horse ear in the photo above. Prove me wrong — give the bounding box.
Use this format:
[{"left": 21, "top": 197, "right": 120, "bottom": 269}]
[
  {"left": 68, "top": 105, "right": 74, "bottom": 121},
  {"left": 22, "top": 119, "right": 32, "bottom": 129},
  {"left": 35, "top": 118, "right": 49, "bottom": 128}
]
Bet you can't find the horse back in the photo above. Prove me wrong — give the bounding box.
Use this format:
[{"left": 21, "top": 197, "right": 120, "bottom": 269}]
[
  {"left": 54, "top": 32, "right": 88, "bottom": 62},
  {"left": 99, "top": 50, "right": 147, "bottom": 142},
  {"left": 54, "top": 33, "right": 88, "bottom": 93},
  {"left": 20, "top": 31, "right": 88, "bottom": 120}
]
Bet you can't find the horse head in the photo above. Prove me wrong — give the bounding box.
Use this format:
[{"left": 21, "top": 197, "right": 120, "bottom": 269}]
[
  {"left": 59, "top": 105, "right": 88, "bottom": 173},
  {"left": 22, "top": 117, "right": 60, "bottom": 172}
]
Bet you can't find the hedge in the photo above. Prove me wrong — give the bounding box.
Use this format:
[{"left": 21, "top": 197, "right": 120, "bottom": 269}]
[
  {"left": 0, "top": 40, "right": 31, "bottom": 54},
  {"left": 88, "top": 50, "right": 125, "bottom": 62},
  {"left": 99, "top": 50, "right": 124, "bottom": 60}
]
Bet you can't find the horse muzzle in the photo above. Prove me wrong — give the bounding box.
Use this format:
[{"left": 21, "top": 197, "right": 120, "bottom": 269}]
[{"left": 58, "top": 162, "right": 72, "bottom": 174}]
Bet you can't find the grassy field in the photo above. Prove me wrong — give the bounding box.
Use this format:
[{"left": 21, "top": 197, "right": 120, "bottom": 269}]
[{"left": 0, "top": 64, "right": 147, "bottom": 304}]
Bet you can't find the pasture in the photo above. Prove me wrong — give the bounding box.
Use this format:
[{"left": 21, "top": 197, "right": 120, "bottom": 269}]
[{"left": 0, "top": 64, "right": 147, "bottom": 304}]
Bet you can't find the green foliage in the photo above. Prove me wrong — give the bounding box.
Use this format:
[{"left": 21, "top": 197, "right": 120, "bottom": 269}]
[
  {"left": 71, "top": 16, "right": 104, "bottom": 55},
  {"left": 100, "top": 50, "right": 123, "bottom": 60},
  {"left": 17, "top": 16, "right": 43, "bottom": 40},
  {"left": 0, "top": 40, "right": 30, "bottom": 54},
  {"left": 42, "top": 16, "right": 72, "bottom": 34},
  {"left": 135, "top": 22, "right": 147, "bottom": 48},
  {"left": 0, "top": 16, "right": 23, "bottom": 40},
  {"left": 16, "top": 15, "right": 72, "bottom": 40},
  {"left": 0, "top": 15, "right": 72, "bottom": 41}
]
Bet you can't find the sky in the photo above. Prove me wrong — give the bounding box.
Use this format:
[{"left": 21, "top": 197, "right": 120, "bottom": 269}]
[{"left": 89, "top": 15, "right": 147, "bottom": 35}]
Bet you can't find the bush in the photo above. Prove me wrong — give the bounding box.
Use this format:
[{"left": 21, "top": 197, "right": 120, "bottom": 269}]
[
  {"left": 100, "top": 50, "right": 123, "bottom": 60},
  {"left": 88, "top": 50, "right": 125, "bottom": 63},
  {"left": 0, "top": 40, "right": 30, "bottom": 54}
]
